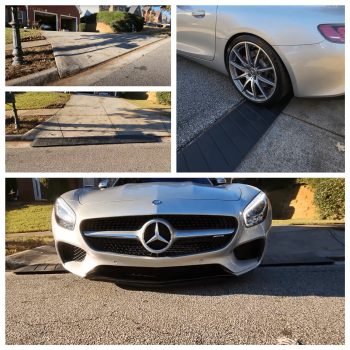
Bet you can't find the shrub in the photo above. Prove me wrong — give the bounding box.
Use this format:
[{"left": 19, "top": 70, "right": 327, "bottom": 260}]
[
  {"left": 79, "top": 23, "right": 87, "bottom": 32},
  {"left": 40, "top": 179, "right": 71, "bottom": 201},
  {"left": 97, "top": 11, "right": 144, "bottom": 32},
  {"left": 300, "top": 178, "right": 345, "bottom": 219},
  {"left": 156, "top": 92, "right": 171, "bottom": 105}
]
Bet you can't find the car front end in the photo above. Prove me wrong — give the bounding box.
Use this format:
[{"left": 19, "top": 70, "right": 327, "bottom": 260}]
[{"left": 52, "top": 182, "right": 272, "bottom": 284}]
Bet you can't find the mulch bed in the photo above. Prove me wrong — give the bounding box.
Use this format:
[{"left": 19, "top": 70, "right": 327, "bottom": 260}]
[
  {"left": 5, "top": 115, "right": 51, "bottom": 135},
  {"left": 5, "top": 45, "right": 56, "bottom": 80},
  {"left": 6, "top": 238, "right": 54, "bottom": 256},
  {"left": 21, "top": 35, "right": 46, "bottom": 42}
]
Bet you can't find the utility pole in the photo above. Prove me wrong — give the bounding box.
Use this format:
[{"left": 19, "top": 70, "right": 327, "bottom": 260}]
[{"left": 10, "top": 6, "right": 23, "bottom": 65}]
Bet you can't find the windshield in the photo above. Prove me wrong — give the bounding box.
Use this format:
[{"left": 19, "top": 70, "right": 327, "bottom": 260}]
[{"left": 114, "top": 178, "right": 212, "bottom": 186}]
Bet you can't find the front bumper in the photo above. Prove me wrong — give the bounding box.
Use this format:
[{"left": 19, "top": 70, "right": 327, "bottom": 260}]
[
  {"left": 52, "top": 210, "right": 272, "bottom": 281},
  {"left": 274, "top": 40, "right": 344, "bottom": 97}
]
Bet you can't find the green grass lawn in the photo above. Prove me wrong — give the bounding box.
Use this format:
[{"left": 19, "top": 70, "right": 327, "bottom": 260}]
[
  {"left": 124, "top": 98, "right": 171, "bottom": 111},
  {"left": 5, "top": 28, "right": 43, "bottom": 44},
  {"left": 5, "top": 92, "right": 70, "bottom": 110},
  {"left": 6, "top": 203, "right": 53, "bottom": 233}
]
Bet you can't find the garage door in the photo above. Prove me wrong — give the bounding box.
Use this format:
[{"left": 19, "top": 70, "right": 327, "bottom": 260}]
[
  {"left": 61, "top": 16, "right": 77, "bottom": 31},
  {"left": 34, "top": 11, "right": 57, "bottom": 31}
]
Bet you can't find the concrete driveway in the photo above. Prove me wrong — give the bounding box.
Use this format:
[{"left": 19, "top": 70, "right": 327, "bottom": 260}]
[
  {"left": 177, "top": 56, "right": 345, "bottom": 172},
  {"left": 5, "top": 226, "right": 345, "bottom": 345},
  {"left": 43, "top": 31, "right": 168, "bottom": 78},
  {"left": 29, "top": 94, "right": 171, "bottom": 139}
]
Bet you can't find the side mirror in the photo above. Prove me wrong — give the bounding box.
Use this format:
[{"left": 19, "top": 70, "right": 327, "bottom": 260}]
[
  {"left": 98, "top": 179, "right": 109, "bottom": 190},
  {"left": 216, "top": 178, "right": 227, "bottom": 185}
]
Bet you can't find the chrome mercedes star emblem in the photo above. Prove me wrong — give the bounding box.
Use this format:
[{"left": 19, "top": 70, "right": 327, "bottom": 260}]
[
  {"left": 141, "top": 219, "right": 173, "bottom": 254},
  {"left": 152, "top": 200, "right": 162, "bottom": 205}
]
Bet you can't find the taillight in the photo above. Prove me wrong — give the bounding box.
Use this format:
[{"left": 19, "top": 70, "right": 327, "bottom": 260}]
[{"left": 318, "top": 24, "right": 345, "bottom": 43}]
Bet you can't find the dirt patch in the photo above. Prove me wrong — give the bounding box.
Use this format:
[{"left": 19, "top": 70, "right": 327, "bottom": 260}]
[
  {"left": 268, "top": 184, "right": 317, "bottom": 220},
  {"left": 5, "top": 45, "right": 56, "bottom": 80},
  {"left": 6, "top": 115, "right": 51, "bottom": 135},
  {"left": 289, "top": 185, "right": 317, "bottom": 219}
]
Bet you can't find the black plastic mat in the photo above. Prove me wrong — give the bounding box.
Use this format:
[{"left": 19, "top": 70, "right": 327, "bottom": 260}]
[
  {"left": 31, "top": 135, "right": 161, "bottom": 147},
  {"left": 177, "top": 97, "right": 291, "bottom": 172}
]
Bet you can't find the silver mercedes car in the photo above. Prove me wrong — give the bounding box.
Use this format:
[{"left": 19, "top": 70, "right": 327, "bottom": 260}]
[
  {"left": 177, "top": 5, "right": 345, "bottom": 105},
  {"left": 52, "top": 178, "right": 272, "bottom": 284}
]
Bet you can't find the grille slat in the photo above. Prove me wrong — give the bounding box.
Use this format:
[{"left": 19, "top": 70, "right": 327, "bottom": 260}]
[
  {"left": 84, "top": 235, "right": 233, "bottom": 257},
  {"left": 81, "top": 215, "right": 236, "bottom": 232}
]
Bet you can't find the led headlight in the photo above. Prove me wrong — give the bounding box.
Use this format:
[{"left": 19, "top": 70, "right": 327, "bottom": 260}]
[
  {"left": 55, "top": 198, "right": 76, "bottom": 231},
  {"left": 243, "top": 192, "right": 268, "bottom": 227}
]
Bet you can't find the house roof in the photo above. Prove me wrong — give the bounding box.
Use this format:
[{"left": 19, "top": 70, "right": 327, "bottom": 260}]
[{"left": 128, "top": 5, "right": 140, "bottom": 14}]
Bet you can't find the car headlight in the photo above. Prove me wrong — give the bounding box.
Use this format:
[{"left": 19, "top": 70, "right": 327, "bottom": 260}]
[
  {"left": 243, "top": 192, "right": 268, "bottom": 227},
  {"left": 55, "top": 198, "right": 76, "bottom": 231}
]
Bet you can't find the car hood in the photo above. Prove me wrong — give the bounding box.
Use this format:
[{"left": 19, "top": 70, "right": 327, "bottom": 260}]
[{"left": 78, "top": 182, "right": 242, "bottom": 205}]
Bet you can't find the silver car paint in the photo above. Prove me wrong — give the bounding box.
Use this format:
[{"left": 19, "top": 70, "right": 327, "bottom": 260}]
[
  {"left": 177, "top": 5, "right": 345, "bottom": 97},
  {"left": 52, "top": 182, "right": 272, "bottom": 278}
]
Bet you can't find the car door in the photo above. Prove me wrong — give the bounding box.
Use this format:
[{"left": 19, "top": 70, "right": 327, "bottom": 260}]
[{"left": 177, "top": 5, "right": 218, "bottom": 61}]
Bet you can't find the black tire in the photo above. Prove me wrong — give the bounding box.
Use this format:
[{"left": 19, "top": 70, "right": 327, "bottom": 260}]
[{"left": 226, "top": 34, "right": 292, "bottom": 106}]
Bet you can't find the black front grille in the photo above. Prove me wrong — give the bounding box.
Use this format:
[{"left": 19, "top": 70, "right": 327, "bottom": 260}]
[
  {"left": 81, "top": 215, "right": 236, "bottom": 233},
  {"left": 84, "top": 234, "right": 234, "bottom": 257}
]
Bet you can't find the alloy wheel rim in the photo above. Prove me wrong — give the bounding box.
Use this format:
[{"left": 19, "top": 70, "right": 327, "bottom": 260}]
[{"left": 229, "top": 41, "right": 277, "bottom": 102}]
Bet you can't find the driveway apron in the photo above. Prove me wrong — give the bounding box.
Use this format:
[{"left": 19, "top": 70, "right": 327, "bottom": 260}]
[
  {"left": 43, "top": 31, "right": 166, "bottom": 78},
  {"left": 31, "top": 94, "right": 170, "bottom": 141}
]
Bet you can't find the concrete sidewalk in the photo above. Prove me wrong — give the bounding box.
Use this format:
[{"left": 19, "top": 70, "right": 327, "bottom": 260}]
[
  {"left": 27, "top": 94, "right": 171, "bottom": 140},
  {"left": 43, "top": 31, "right": 167, "bottom": 78},
  {"left": 5, "top": 225, "right": 345, "bottom": 270}
]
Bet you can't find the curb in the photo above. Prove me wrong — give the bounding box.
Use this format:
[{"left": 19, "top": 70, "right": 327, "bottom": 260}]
[
  {"left": 6, "top": 67, "right": 59, "bottom": 86},
  {"left": 5, "top": 113, "right": 59, "bottom": 141},
  {"left": 6, "top": 245, "right": 58, "bottom": 271}
]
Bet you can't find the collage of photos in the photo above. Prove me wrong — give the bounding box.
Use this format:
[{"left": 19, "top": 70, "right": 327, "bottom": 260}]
[{"left": 3, "top": 2, "right": 346, "bottom": 347}]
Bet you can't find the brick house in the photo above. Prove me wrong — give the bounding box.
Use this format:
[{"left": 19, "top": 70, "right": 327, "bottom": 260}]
[
  {"left": 9, "top": 179, "right": 94, "bottom": 201},
  {"left": 5, "top": 6, "right": 80, "bottom": 31}
]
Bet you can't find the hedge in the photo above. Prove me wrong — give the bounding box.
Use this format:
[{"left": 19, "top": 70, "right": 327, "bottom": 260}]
[
  {"left": 300, "top": 178, "right": 345, "bottom": 219},
  {"left": 97, "top": 11, "right": 144, "bottom": 32},
  {"left": 79, "top": 23, "right": 87, "bottom": 32},
  {"left": 156, "top": 92, "right": 171, "bottom": 105}
]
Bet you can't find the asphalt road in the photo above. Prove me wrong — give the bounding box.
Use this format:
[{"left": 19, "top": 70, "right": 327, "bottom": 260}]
[
  {"left": 6, "top": 264, "right": 344, "bottom": 345},
  {"left": 6, "top": 141, "right": 170, "bottom": 172},
  {"left": 51, "top": 38, "right": 171, "bottom": 86},
  {"left": 177, "top": 56, "right": 345, "bottom": 172}
]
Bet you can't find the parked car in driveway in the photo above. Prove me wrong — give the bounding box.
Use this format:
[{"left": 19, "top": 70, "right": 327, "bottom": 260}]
[
  {"left": 52, "top": 178, "right": 272, "bottom": 284},
  {"left": 177, "top": 6, "right": 345, "bottom": 105}
]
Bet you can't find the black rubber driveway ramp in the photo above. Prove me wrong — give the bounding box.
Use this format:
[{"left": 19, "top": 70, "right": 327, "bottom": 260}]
[
  {"left": 14, "top": 264, "right": 67, "bottom": 274},
  {"left": 31, "top": 135, "right": 161, "bottom": 147},
  {"left": 177, "top": 97, "right": 290, "bottom": 172}
]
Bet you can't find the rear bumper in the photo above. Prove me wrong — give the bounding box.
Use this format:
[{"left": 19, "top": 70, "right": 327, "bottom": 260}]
[{"left": 275, "top": 40, "right": 344, "bottom": 97}]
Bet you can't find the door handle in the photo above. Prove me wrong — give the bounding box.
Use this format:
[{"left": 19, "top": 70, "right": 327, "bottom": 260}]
[{"left": 192, "top": 10, "right": 205, "bottom": 18}]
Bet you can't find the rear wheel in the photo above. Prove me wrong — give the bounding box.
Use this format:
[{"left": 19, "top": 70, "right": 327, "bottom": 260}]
[{"left": 226, "top": 35, "right": 291, "bottom": 105}]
